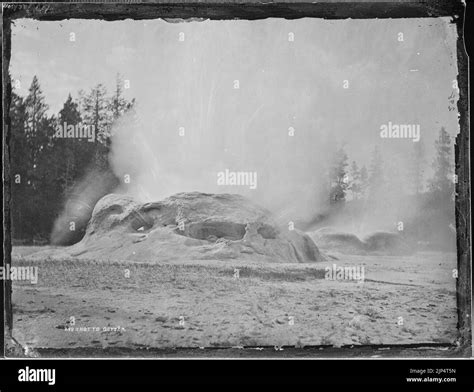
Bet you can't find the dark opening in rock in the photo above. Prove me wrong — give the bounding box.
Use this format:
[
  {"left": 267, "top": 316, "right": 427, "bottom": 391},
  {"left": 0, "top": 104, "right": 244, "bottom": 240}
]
[
  {"left": 185, "top": 221, "right": 246, "bottom": 241},
  {"left": 130, "top": 211, "right": 154, "bottom": 232},
  {"left": 257, "top": 224, "right": 279, "bottom": 239}
]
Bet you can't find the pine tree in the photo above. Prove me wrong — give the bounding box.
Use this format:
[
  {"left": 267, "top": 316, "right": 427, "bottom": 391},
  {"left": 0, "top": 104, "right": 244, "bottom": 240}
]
[
  {"left": 79, "top": 84, "right": 111, "bottom": 169},
  {"left": 24, "top": 76, "right": 48, "bottom": 136},
  {"left": 23, "top": 76, "right": 53, "bottom": 194},
  {"left": 328, "top": 146, "right": 349, "bottom": 205},
  {"left": 348, "top": 160, "right": 361, "bottom": 200},
  {"left": 59, "top": 94, "right": 82, "bottom": 125},
  {"left": 109, "top": 74, "right": 128, "bottom": 121},
  {"left": 80, "top": 84, "right": 110, "bottom": 143},
  {"left": 24, "top": 76, "right": 50, "bottom": 175},
  {"left": 55, "top": 94, "right": 91, "bottom": 192}
]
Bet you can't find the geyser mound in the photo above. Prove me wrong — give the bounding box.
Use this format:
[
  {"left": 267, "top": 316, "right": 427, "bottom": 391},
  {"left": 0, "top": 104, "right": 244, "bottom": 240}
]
[
  {"left": 310, "top": 228, "right": 367, "bottom": 255},
  {"left": 362, "top": 231, "right": 413, "bottom": 254},
  {"left": 309, "top": 227, "right": 414, "bottom": 255},
  {"left": 67, "top": 192, "right": 325, "bottom": 263}
]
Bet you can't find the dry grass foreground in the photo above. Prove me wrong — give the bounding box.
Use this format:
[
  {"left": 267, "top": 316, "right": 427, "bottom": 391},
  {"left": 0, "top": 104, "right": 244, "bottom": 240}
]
[{"left": 10, "top": 246, "right": 457, "bottom": 355}]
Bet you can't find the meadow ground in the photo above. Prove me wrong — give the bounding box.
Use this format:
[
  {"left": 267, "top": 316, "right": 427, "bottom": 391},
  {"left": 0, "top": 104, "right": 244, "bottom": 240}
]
[{"left": 9, "top": 246, "right": 457, "bottom": 354}]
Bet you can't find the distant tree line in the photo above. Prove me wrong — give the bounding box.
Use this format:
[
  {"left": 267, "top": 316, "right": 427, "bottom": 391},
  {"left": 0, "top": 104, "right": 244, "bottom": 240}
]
[
  {"left": 324, "top": 127, "right": 456, "bottom": 250},
  {"left": 10, "top": 74, "right": 135, "bottom": 243},
  {"left": 326, "top": 128, "right": 453, "bottom": 205}
]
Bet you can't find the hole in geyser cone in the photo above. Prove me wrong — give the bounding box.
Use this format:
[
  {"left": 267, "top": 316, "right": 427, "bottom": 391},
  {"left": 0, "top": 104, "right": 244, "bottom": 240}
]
[
  {"left": 130, "top": 211, "right": 154, "bottom": 232},
  {"left": 180, "top": 221, "right": 247, "bottom": 241},
  {"left": 257, "top": 224, "right": 278, "bottom": 239}
]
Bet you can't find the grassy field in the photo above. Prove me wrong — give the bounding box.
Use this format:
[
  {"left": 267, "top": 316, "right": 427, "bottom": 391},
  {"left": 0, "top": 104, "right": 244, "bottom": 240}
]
[{"left": 9, "top": 246, "right": 458, "bottom": 356}]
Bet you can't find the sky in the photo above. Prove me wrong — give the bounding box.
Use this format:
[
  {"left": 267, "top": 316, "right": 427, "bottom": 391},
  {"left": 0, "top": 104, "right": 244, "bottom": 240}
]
[{"left": 10, "top": 16, "right": 460, "bottom": 219}]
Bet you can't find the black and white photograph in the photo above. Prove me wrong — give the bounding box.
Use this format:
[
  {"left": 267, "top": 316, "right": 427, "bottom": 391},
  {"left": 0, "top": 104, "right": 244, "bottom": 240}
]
[{"left": 1, "top": 0, "right": 471, "bottom": 382}]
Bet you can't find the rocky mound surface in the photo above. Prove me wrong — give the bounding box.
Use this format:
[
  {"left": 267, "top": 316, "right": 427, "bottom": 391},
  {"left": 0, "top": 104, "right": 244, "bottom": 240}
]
[
  {"left": 309, "top": 228, "right": 414, "bottom": 255},
  {"left": 362, "top": 231, "right": 413, "bottom": 254},
  {"left": 65, "top": 192, "right": 325, "bottom": 263}
]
